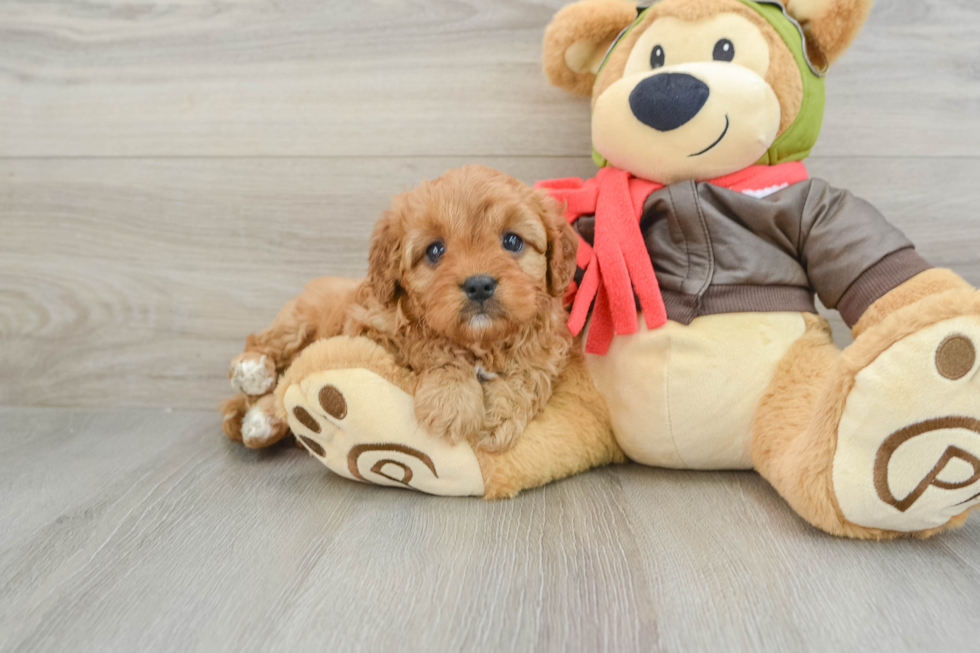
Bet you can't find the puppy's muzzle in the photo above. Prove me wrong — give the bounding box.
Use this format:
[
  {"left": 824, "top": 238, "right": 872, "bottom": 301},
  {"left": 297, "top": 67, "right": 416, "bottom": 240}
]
[
  {"left": 629, "top": 73, "right": 710, "bottom": 131},
  {"left": 462, "top": 275, "right": 497, "bottom": 303}
]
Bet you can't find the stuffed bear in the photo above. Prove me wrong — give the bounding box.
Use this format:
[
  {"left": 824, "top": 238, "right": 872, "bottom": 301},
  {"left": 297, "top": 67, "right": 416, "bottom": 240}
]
[{"left": 222, "top": 0, "right": 980, "bottom": 540}]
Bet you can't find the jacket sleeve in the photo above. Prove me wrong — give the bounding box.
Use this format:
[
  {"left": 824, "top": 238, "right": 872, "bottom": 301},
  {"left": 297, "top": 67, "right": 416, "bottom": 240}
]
[{"left": 799, "top": 179, "right": 932, "bottom": 327}]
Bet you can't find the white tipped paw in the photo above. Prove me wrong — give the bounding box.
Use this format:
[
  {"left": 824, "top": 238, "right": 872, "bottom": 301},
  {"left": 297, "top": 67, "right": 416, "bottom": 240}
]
[
  {"left": 834, "top": 316, "right": 980, "bottom": 532},
  {"left": 230, "top": 353, "right": 277, "bottom": 396},
  {"left": 240, "top": 399, "right": 287, "bottom": 449}
]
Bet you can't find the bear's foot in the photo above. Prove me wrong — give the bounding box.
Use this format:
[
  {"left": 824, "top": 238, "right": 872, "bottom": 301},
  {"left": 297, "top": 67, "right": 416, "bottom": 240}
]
[
  {"left": 834, "top": 312, "right": 980, "bottom": 533},
  {"left": 276, "top": 337, "right": 486, "bottom": 497}
]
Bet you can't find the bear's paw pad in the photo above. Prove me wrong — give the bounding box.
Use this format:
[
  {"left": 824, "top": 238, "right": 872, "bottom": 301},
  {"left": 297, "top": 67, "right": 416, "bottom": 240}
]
[
  {"left": 834, "top": 316, "right": 980, "bottom": 532},
  {"left": 281, "top": 368, "right": 485, "bottom": 497}
]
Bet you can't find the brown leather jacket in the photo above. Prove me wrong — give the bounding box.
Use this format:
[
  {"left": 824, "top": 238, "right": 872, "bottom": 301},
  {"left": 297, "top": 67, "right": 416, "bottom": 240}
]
[{"left": 573, "top": 178, "right": 931, "bottom": 327}]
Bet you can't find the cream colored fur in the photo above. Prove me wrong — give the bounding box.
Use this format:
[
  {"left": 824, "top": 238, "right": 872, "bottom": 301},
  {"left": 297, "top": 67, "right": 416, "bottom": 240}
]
[
  {"left": 587, "top": 312, "right": 806, "bottom": 469},
  {"left": 278, "top": 338, "right": 487, "bottom": 497}
]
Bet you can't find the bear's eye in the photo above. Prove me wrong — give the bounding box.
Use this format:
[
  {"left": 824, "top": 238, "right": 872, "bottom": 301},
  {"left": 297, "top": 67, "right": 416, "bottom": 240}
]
[
  {"left": 501, "top": 232, "right": 524, "bottom": 253},
  {"left": 650, "top": 45, "right": 665, "bottom": 70},
  {"left": 425, "top": 240, "right": 446, "bottom": 265},
  {"left": 713, "top": 39, "right": 735, "bottom": 62}
]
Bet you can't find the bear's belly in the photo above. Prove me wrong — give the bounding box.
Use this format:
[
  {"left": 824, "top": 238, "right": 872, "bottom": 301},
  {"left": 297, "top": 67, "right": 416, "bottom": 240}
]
[{"left": 585, "top": 312, "right": 808, "bottom": 470}]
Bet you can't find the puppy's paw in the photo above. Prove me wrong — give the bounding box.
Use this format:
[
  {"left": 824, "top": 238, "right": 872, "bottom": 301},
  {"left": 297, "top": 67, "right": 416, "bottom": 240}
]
[
  {"left": 478, "top": 418, "right": 524, "bottom": 453},
  {"left": 220, "top": 394, "right": 249, "bottom": 442},
  {"left": 219, "top": 393, "right": 288, "bottom": 448},
  {"left": 240, "top": 395, "right": 289, "bottom": 448},
  {"left": 415, "top": 399, "right": 484, "bottom": 444},
  {"left": 414, "top": 374, "right": 484, "bottom": 443},
  {"left": 230, "top": 352, "right": 277, "bottom": 396}
]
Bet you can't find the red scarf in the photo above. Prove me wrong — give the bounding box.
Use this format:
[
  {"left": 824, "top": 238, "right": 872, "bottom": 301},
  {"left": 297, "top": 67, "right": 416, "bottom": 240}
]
[{"left": 535, "top": 162, "right": 809, "bottom": 355}]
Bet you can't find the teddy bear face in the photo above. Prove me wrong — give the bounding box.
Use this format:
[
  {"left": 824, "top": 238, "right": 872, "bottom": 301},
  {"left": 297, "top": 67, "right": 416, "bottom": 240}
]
[
  {"left": 591, "top": 0, "right": 802, "bottom": 183},
  {"left": 544, "top": 0, "right": 874, "bottom": 184}
]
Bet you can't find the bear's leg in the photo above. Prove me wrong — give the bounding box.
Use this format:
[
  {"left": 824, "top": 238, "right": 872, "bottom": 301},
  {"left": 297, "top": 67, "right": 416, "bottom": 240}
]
[
  {"left": 755, "top": 284, "right": 980, "bottom": 539},
  {"left": 222, "top": 276, "right": 361, "bottom": 446},
  {"left": 277, "top": 337, "right": 623, "bottom": 498},
  {"left": 751, "top": 314, "right": 861, "bottom": 536}
]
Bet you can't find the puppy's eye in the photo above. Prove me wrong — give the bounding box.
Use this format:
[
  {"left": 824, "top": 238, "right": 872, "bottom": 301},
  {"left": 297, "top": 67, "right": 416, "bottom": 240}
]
[
  {"left": 501, "top": 232, "right": 524, "bottom": 253},
  {"left": 425, "top": 240, "right": 446, "bottom": 265},
  {"left": 713, "top": 39, "right": 735, "bottom": 62},
  {"left": 650, "top": 45, "right": 666, "bottom": 69}
]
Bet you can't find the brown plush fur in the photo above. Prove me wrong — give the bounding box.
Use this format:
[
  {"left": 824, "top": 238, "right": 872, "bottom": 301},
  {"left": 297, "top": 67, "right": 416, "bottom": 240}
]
[
  {"left": 752, "top": 314, "right": 849, "bottom": 534},
  {"left": 543, "top": 0, "right": 638, "bottom": 97},
  {"left": 222, "top": 166, "right": 581, "bottom": 454},
  {"left": 784, "top": 0, "right": 874, "bottom": 68},
  {"left": 754, "top": 287, "right": 980, "bottom": 539}
]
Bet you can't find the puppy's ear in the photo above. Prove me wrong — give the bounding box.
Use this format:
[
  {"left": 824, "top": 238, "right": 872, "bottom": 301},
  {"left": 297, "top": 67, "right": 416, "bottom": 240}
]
[
  {"left": 543, "top": 0, "right": 638, "bottom": 97},
  {"left": 366, "top": 210, "right": 403, "bottom": 306},
  {"left": 784, "top": 0, "right": 873, "bottom": 68},
  {"left": 541, "top": 194, "right": 579, "bottom": 298}
]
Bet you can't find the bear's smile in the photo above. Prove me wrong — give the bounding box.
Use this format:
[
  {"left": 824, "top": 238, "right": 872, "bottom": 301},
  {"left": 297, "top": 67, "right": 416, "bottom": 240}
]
[{"left": 689, "top": 114, "right": 730, "bottom": 157}]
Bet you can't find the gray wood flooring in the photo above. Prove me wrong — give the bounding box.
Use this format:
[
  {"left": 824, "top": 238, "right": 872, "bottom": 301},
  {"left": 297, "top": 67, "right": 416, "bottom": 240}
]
[
  {"left": 4, "top": 408, "right": 980, "bottom": 653},
  {"left": 2, "top": 0, "right": 980, "bottom": 651}
]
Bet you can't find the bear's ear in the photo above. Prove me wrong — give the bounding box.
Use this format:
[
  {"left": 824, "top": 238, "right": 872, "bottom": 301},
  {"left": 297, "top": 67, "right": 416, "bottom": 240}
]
[
  {"left": 543, "top": 0, "right": 639, "bottom": 97},
  {"left": 784, "top": 0, "right": 874, "bottom": 68}
]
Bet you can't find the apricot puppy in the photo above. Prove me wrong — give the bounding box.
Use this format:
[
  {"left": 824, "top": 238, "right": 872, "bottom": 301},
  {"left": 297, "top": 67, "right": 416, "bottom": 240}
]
[
  {"left": 223, "top": 165, "right": 579, "bottom": 453},
  {"left": 349, "top": 165, "right": 579, "bottom": 451}
]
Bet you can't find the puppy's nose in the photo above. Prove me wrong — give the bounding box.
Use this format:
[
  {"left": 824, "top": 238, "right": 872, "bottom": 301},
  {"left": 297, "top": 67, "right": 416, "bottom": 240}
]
[
  {"left": 629, "top": 73, "right": 709, "bottom": 132},
  {"left": 462, "top": 275, "right": 497, "bottom": 302}
]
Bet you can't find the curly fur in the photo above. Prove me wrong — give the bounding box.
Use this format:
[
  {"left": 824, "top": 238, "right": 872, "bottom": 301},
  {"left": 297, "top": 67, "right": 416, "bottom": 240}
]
[
  {"left": 476, "top": 344, "right": 627, "bottom": 499},
  {"left": 221, "top": 166, "right": 581, "bottom": 454}
]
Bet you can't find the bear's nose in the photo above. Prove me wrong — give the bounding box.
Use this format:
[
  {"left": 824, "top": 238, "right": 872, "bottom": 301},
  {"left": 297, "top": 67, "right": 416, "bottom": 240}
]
[
  {"left": 629, "top": 73, "right": 710, "bottom": 132},
  {"left": 462, "top": 275, "right": 497, "bottom": 302}
]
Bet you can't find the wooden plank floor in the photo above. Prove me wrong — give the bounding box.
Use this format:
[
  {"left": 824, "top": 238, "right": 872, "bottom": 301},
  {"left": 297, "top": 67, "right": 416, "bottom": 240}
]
[
  {"left": 2, "top": 0, "right": 980, "bottom": 651},
  {"left": 3, "top": 408, "right": 980, "bottom": 653}
]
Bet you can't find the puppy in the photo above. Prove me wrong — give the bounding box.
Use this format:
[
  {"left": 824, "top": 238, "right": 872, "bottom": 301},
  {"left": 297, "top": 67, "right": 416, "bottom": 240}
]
[{"left": 222, "top": 165, "right": 579, "bottom": 452}]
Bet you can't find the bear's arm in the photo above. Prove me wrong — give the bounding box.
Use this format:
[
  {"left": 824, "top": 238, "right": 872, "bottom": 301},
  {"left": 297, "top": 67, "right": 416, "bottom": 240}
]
[{"left": 797, "top": 179, "right": 932, "bottom": 327}]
